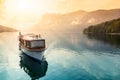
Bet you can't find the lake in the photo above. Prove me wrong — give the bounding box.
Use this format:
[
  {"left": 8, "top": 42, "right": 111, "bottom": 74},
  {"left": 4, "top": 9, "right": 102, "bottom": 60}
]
[{"left": 0, "top": 32, "right": 120, "bottom": 80}]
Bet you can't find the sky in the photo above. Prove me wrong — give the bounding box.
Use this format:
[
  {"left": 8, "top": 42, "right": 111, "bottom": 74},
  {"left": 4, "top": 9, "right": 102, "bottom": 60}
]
[
  {"left": 0, "top": 0, "right": 119, "bottom": 13},
  {"left": 0, "top": 0, "right": 120, "bottom": 30}
]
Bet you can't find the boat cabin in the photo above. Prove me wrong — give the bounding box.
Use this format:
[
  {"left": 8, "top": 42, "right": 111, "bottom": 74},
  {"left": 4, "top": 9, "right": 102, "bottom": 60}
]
[{"left": 19, "top": 33, "right": 45, "bottom": 51}]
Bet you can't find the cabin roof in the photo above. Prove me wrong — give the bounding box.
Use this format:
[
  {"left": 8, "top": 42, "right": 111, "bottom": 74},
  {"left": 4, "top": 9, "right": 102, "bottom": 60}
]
[{"left": 20, "top": 34, "right": 44, "bottom": 41}]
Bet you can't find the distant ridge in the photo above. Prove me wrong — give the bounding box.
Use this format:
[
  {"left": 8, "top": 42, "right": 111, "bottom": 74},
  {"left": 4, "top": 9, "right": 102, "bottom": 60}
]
[
  {"left": 31, "top": 8, "right": 120, "bottom": 32},
  {"left": 0, "top": 25, "right": 17, "bottom": 32},
  {"left": 81, "top": 9, "right": 120, "bottom": 26},
  {"left": 63, "top": 10, "right": 87, "bottom": 16}
]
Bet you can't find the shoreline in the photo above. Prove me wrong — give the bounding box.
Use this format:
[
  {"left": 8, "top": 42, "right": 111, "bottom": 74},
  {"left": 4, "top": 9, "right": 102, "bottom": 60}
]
[{"left": 84, "top": 32, "right": 120, "bottom": 35}]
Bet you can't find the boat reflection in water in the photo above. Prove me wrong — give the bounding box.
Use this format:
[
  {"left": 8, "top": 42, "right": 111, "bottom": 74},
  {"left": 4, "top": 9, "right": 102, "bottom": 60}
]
[{"left": 19, "top": 53, "right": 48, "bottom": 80}]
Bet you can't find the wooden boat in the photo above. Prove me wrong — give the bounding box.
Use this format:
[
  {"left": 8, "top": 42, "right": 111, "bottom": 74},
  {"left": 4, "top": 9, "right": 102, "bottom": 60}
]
[{"left": 18, "top": 32, "right": 46, "bottom": 61}]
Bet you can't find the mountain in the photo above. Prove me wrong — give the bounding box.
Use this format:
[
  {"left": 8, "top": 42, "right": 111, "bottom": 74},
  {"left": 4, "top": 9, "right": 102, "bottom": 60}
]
[
  {"left": 31, "top": 9, "right": 120, "bottom": 32},
  {"left": 83, "top": 18, "right": 120, "bottom": 34},
  {"left": 81, "top": 9, "right": 120, "bottom": 27},
  {"left": 0, "top": 25, "right": 17, "bottom": 32},
  {"left": 40, "top": 10, "right": 87, "bottom": 26}
]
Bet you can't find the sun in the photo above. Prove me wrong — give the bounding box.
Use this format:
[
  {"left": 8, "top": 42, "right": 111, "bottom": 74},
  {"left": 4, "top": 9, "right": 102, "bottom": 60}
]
[
  {"left": 4, "top": 0, "right": 47, "bottom": 14},
  {"left": 15, "top": 0, "right": 33, "bottom": 12},
  {"left": 3, "top": 0, "right": 48, "bottom": 30}
]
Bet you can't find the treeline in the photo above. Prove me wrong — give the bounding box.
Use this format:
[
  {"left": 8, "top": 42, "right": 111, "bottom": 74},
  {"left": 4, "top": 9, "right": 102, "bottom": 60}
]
[{"left": 84, "top": 18, "right": 120, "bottom": 34}]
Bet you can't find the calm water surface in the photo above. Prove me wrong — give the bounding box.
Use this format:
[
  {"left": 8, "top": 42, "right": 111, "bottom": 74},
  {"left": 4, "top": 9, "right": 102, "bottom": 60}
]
[{"left": 0, "top": 32, "right": 120, "bottom": 80}]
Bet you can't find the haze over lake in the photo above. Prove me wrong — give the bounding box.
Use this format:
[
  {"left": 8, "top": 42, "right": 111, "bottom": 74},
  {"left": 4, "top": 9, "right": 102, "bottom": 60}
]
[
  {"left": 0, "top": 32, "right": 119, "bottom": 80},
  {"left": 0, "top": 0, "right": 120, "bottom": 80}
]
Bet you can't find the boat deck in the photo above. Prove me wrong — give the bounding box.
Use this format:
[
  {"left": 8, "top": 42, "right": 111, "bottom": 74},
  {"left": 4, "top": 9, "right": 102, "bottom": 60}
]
[{"left": 19, "top": 34, "right": 44, "bottom": 41}]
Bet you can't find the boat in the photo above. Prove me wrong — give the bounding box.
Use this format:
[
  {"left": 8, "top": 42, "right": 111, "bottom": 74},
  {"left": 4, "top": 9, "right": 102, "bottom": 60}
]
[{"left": 18, "top": 32, "right": 46, "bottom": 61}]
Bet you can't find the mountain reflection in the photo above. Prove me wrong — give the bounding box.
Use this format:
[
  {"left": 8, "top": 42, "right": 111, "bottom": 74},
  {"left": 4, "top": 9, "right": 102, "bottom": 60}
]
[
  {"left": 86, "top": 33, "right": 120, "bottom": 48},
  {"left": 19, "top": 53, "right": 48, "bottom": 80}
]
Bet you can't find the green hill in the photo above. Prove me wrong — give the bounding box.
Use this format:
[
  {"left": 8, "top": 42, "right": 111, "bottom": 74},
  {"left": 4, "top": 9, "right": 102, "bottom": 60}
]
[
  {"left": 84, "top": 18, "right": 120, "bottom": 34},
  {"left": 0, "top": 25, "right": 17, "bottom": 32}
]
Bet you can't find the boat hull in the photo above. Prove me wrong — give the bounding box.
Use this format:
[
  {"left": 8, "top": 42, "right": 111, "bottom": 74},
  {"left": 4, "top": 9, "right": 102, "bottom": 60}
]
[{"left": 20, "top": 45, "right": 45, "bottom": 62}]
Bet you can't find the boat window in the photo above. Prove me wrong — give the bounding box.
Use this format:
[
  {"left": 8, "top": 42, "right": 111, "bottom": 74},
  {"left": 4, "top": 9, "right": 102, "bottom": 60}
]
[
  {"left": 30, "top": 40, "right": 45, "bottom": 48},
  {"left": 20, "top": 39, "right": 24, "bottom": 45},
  {"left": 24, "top": 41, "right": 26, "bottom": 46},
  {"left": 26, "top": 41, "right": 30, "bottom": 48}
]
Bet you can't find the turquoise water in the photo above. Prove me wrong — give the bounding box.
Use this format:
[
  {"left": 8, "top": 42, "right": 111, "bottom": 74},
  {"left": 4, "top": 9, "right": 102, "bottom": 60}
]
[{"left": 0, "top": 32, "right": 120, "bottom": 80}]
